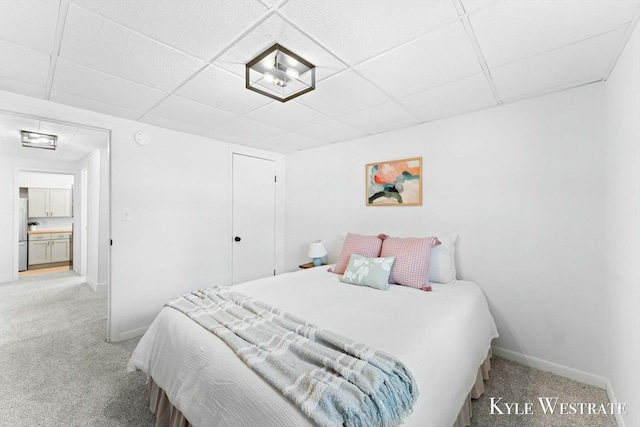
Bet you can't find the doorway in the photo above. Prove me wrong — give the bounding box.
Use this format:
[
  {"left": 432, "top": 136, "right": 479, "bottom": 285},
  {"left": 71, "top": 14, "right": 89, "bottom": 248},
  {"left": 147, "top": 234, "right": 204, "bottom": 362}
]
[
  {"left": 0, "top": 110, "right": 110, "bottom": 329},
  {"left": 18, "top": 172, "right": 75, "bottom": 278}
]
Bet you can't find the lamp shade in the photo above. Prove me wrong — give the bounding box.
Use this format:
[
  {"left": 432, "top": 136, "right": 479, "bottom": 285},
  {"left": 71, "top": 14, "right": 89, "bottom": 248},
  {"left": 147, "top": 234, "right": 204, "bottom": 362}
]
[{"left": 307, "top": 240, "right": 327, "bottom": 258}]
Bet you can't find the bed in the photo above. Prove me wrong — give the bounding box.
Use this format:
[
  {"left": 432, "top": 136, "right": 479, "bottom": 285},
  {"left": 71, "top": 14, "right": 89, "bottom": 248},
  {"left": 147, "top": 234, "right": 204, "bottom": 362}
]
[{"left": 128, "top": 262, "right": 498, "bottom": 427}]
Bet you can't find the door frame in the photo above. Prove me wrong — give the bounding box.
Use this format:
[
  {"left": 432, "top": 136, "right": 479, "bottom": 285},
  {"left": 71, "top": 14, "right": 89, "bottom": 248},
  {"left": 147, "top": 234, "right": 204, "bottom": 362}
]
[
  {"left": 6, "top": 110, "right": 111, "bottom": 339},
  {"left": 228, "top": 147, "right": 285, "bottom": 285}
]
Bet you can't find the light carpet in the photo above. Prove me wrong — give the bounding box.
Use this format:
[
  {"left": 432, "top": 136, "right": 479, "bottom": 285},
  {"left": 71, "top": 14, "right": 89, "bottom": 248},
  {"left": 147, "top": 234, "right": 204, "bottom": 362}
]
[
  {"left": 0, "top": 271, "right": 153, "bottom": 427},
  {"left": 0, "top": 272, "right": 618, "bottom": 427}
]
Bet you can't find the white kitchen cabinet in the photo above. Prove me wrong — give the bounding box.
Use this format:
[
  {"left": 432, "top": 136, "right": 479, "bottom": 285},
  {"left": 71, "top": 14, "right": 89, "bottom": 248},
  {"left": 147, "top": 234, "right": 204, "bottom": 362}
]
[
  {"left": 28, "top": 232, "right": 72, "bottom": 266},
  {"left": 28, "top": 240, "right": 51, "bottom": 265},
  {"left": 51, "top": 234, "right": 72, "bottom": 262},
  {"left": 28, "top": 188, "right": 48, "bottom": 217},
  {"left": 28, "top": 188, "right": 72, "bottom": 217}
]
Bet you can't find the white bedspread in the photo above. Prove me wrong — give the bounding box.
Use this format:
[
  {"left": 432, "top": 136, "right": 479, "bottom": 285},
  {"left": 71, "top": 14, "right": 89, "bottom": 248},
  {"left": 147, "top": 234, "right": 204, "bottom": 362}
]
[{"left": 128, "top": 267, "right": 498, "bottom": 427}]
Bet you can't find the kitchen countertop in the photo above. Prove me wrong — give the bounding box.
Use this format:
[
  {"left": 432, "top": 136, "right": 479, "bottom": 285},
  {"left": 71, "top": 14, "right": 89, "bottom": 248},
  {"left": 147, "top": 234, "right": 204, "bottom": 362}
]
[{"left": 28, "top": 229, "right": 72, "bottom": 234}]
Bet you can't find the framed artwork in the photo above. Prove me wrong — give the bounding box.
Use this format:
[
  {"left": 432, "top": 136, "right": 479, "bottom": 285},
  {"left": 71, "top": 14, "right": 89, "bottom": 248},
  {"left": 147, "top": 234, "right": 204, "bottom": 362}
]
[{"left": 366, "top": 157, "right": 422, "bottom": 206}]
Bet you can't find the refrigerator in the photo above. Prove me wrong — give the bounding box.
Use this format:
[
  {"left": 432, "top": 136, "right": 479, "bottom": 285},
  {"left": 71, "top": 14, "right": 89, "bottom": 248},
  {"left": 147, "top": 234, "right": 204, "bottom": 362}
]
[{"left": 18, "top": 198, "right": 28, "bottom": 271}]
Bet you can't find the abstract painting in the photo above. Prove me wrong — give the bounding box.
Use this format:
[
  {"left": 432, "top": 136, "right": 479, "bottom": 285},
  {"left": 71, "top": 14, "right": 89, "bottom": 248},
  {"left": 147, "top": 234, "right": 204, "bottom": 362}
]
[{"left": 366, "top": 157, "right": 422, "bottom": 206}]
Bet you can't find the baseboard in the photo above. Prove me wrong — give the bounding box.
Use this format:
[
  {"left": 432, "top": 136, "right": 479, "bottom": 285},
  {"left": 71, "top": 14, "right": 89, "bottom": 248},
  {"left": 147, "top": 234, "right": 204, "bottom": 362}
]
[
  {"left": 86, "top": 277, "right": 107, "bottom": 293},
  {"left": 606, "top": 379, "right": 626, "bottom": 427},
  {"left": 0, "top": 273, "right": 15, "bottom": 284},
  {"left": 116, "top": 325, "right": 149, "bottom": 342},
  {"left": 492, "top": 346, "right": 607, "bottom": 389}
]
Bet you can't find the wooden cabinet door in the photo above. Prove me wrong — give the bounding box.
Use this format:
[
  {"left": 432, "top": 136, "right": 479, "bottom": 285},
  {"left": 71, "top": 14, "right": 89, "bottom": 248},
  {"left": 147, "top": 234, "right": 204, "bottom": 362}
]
[
  {"left": 51, "top": 239, "right": 71, "bottom": 262},
  {"left": 29, "top": 240, "right": 50, "bottom": 264},
  {"left": 28, "top": 188, "right": 49, "bottom": 217},
  {"left": 49, "top": 189, "right": 72, "bottom": 217}
]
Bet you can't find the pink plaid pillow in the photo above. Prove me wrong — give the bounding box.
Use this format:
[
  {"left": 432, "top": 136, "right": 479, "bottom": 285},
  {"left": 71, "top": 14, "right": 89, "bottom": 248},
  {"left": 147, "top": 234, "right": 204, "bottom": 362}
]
[
  {"left": 333, "top": 233, "right": 384, "bottom": 274},
  {"left": 380, "top": 236, "right": 441, "bottom": 289}
]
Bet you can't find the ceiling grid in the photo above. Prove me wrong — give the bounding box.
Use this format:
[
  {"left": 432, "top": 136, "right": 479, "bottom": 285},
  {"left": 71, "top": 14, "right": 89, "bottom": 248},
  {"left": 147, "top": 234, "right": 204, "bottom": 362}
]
[{"left": 0, "top": 0, "right": 638, "bottom": 156}]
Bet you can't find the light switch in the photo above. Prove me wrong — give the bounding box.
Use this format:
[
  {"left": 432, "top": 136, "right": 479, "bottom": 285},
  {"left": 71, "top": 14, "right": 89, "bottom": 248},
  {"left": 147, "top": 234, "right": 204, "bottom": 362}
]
[{"left": 122, "top": 208, "right": 132, "bottom": 221}]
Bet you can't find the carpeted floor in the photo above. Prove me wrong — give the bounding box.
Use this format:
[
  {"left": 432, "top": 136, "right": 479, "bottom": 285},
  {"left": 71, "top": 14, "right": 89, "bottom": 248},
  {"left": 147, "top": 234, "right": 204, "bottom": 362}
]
[
  {"left": 0, "top": 271, "right": 154, "bottom": 427},
  {"left": 471, "top": 357, "right": 617, "bottom": 427},
  {"left": 0, "top": 272, "right": 618, "bottom": 427}
]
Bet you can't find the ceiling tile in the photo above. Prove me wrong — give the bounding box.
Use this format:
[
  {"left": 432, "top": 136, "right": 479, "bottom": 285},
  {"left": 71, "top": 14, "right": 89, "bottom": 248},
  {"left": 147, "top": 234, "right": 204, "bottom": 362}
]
[
  {"left": 53, "top": 59, "right": 167, "bottom": 112},
  {"left": 146, "top": 95, "right": 237, "bottom": 129},
  {"left": 176, "top": 65, "right": 272, "bottom": 115},
  {"left": 339, "top": 101, "right": 419, "bottom": 134},
  {"left": 50, "top": 90, "right": 143, "bottom": 120},
  {"left": 399, "top": 73, "right": 497, "bottom": 122},
  {"left": 139, "top": 114, "right": 208, "bottom": 135},
  {"left": 280, "top": 0, "right": 459, "bottom": 65},
  {"left": 0, "top": 0, "right": 59, "bottom": 54},
  {"left": 212, "top": 116, "right": 286, "bottom": 142},
  {"left": 72, "top": 0, "right": 268, "bottom": 61},
  {"left": 245, "top": 100, "right": 329, "bottom": 131},
  {"left": 59, "top": 4, "right": 205, "bottom": 91},
  {"left": 460, "top": 0, "right": 501, "bottom": 14},
  {"left": 492, "top": 28, "right": 626, "bottom": 101},
  {"left": 244, "top": 140, "right": 298, "bottom": 154},
  {"left": 469, "top": 0, "right": 640, "bottom": 68},
  {"left": 0, "top": 41, "right": 50, "bottom": 86},
  {"left": 0, "top": 77, "right": 45, "bottom": 99},
  {"left": 213, "top": 14, "right": 347, "bottom": 82},
  {"left": 294, "top": 119, "right": 366, "bottom": 143},
  {"left": 201, "top": 128, "right": 255, "bottom": 146},
  {"left": 0, "top": 113, "right": 107, "bottom": 162},
  {"left": 257, "top": 132, "right": 327, "bottom": 151},
  {"left": 294, "top": 70, "right": 391, "bottom": 117},
  {"left": 354, "top": 21, "right": 483, "bottom": 98}
]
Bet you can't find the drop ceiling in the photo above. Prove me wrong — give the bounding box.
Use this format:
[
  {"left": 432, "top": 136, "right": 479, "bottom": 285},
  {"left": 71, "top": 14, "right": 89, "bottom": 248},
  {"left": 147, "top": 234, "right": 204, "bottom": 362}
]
[
  {"left": 0, "top": 111, "right": 108, "bottom": 162},
  {"left": 0, "top": 0, "right": 638, "bottom": 154}
]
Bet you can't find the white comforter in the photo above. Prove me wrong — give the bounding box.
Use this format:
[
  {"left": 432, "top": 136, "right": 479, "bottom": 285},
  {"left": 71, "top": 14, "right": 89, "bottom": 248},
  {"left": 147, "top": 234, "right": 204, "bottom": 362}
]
[{"left": 128, "top": 267, "right": 498, "bottom": 427}]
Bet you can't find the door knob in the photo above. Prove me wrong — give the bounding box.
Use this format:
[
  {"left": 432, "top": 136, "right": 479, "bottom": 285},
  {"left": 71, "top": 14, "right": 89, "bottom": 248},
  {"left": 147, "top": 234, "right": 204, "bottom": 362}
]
[{"left": 234, "top": 236, "right": 241, "bottom": 242}]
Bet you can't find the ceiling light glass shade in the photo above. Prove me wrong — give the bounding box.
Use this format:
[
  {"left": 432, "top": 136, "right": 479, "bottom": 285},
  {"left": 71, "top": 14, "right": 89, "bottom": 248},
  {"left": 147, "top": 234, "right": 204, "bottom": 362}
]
[
  {"left": 21, "top": 130, "right": 57, "bottom": 150},
  {"left": 246, "top": 44, "right": 315, "bottom": 102}
]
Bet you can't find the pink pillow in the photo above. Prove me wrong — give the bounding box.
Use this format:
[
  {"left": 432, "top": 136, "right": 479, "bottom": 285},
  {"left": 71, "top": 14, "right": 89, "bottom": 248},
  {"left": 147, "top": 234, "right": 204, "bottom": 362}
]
[
  {"left": 380, "top": 236, "right": 441, "bottom": 289},
  {"left": 333, "top": 233, "right": 384, "bottom": 274}
]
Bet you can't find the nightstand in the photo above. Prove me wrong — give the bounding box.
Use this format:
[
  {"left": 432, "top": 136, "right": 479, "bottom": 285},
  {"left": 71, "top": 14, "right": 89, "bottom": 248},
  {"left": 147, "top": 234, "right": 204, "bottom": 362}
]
[{"left": 299, "top": 262, "right": 325, "bottom": 269}]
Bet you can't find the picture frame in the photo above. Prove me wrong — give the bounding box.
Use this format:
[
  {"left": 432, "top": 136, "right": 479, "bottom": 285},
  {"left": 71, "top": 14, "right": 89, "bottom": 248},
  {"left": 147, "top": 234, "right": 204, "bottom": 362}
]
[{"left": 365, "top": 157, "right": 422, "bottom": 206}]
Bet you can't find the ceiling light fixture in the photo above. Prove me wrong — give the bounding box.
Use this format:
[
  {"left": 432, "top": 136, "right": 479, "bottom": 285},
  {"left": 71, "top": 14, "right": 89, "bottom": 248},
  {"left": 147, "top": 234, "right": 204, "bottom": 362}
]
[
  {"left": 246, "top": 44, "right": 315, "bottom": 102},
  {"left": 21, "top": 130, "right": 57, "bottom": 150}
]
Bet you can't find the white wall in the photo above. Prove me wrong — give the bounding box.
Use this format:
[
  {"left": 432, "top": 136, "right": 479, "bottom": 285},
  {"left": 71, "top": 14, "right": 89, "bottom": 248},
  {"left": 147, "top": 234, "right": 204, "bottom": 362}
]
[
  {"left": 604, "top": 21, "right": 640, "bottom": 427},
  {"left": 0, "top": 90, "right": 284, "bottom": 342},
  {"left": 19, "top": 171, "right": 74, "bottom": 188},
  {"left": 85, "top": 147, "right": 101, "bottom": 291},
  {"left": 285, "top": 84, "right": 607, "bottom": 378}
]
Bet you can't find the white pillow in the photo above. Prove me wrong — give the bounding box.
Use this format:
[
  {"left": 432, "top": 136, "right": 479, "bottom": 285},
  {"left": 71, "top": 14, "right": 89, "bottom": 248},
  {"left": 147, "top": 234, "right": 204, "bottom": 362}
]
[{"left": 428, "top": 233, "right": 457, "bottom": 284}]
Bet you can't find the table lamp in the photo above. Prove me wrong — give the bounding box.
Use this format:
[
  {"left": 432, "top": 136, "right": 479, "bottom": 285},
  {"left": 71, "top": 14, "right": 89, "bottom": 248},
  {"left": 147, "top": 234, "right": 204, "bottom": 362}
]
[{"left": 308, "top": 240, "right": 327, "bottom": 266}]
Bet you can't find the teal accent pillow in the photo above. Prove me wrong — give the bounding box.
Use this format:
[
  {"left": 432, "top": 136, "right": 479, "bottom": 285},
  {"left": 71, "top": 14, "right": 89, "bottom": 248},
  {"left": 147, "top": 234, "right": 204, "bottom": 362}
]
[{"left": 340, "top": 254, "right": 396, "bottom": 290}]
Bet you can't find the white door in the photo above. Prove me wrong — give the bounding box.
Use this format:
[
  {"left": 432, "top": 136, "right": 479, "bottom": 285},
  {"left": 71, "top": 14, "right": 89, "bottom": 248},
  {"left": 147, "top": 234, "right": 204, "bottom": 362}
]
[{"left": 232, "top": 154, "right": 276, "bottom": 285}]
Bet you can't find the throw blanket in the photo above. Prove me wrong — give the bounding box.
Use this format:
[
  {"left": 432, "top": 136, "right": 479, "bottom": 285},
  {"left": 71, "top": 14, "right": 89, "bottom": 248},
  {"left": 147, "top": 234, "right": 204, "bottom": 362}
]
[{"left": 165, "top": 286, "right": 418, "bottom": 427}]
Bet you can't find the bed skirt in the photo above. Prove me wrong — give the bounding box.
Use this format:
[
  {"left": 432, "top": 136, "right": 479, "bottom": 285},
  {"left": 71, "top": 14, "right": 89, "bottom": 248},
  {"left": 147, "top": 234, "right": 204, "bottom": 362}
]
[{"left": 146, "top": 351, "right": 492, "bottom": 427}]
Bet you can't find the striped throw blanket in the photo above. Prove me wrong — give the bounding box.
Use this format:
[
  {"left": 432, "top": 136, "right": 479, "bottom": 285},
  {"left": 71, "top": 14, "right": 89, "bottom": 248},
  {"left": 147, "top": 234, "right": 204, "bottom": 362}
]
[{"left": 165, "top": 286, "right": 419, "bottom": 427}]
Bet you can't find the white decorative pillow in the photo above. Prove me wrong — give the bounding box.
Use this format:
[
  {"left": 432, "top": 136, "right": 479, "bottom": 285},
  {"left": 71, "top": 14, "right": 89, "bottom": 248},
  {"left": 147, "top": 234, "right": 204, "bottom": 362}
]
[
  {"left": 428, "top": 233, "right": 458, "bottom": 284},
  {"left": 340, "top": 254, "right": 395, "bottom": 290}
]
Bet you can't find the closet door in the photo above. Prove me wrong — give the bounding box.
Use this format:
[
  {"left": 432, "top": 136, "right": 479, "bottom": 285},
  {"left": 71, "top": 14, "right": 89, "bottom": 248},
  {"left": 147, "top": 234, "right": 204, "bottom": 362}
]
[{"left": 232, "top": 154, "right": 276, "bottom": 285}]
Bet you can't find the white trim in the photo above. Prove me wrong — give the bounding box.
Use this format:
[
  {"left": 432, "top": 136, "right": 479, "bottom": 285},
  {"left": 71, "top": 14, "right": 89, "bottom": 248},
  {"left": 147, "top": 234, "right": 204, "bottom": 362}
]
[
  {"left": 86, "top": 276, "right": 107, "bottom": 293},
  {"left": 606, "top": 380, "right": 626, "bottom": 427},
  {"left": 117, "top": 326, "right": 149, "bottom": 342},
  {"left": 492, "top": 346, "right": 607, "bottom": 389}
]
